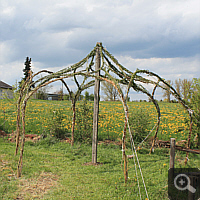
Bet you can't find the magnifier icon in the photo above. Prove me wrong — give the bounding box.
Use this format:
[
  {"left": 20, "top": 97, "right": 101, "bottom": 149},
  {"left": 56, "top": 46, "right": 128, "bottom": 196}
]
[{"left": 174, "top": 174, "right": 196, "bottom": 193}]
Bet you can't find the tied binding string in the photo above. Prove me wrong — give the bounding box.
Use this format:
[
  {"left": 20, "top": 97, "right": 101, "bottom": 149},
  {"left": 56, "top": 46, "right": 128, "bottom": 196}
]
[{"left": 127, "top": 119, "right": 149, "bottom": 200}]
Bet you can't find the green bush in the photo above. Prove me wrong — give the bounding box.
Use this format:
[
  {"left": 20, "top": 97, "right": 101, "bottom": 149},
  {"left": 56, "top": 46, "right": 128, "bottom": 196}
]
[
  {"left": 48, "top": 108, "right": 67, "bottom": 139},
  {"left": 75, "top": 100, "right": 93, "bottom": 143},
  {"left": 128, "top": 109, "right": 151, "bottom": 145}
]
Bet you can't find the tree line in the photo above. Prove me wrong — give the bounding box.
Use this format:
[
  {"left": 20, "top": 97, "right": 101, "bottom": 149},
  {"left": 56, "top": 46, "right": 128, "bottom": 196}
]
[
  {"left": 54, "top": 90, "right": 95, "bottom": 101},
  {"left": 162, "top": 78, "right": 199, "bottom": 103}
]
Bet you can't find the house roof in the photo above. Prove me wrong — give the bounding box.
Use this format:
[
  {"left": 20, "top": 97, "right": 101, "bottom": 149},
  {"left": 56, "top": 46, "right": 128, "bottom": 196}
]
[
  {"left": 47, "top": 93, "right": 59, "bottom": 97},
  {"left": 0, "top": 81, "right": 12, "bottom": 89}
]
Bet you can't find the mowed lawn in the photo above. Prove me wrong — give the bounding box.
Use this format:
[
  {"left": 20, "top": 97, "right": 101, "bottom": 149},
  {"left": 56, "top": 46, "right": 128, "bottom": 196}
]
[
  {"left": 1, "top": 138, "right": 199, "bottom": 199},
  {"left": 0, "top": 99, "right": 199, "bottom": 199}
]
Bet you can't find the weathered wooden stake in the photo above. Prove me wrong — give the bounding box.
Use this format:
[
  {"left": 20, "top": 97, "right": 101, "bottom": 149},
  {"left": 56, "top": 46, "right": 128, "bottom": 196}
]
[
  {"left": 92, "top": 43, "right": 101, "bottom": 163},
  {"left": 169, "top": 138, "right": 176, "bottom": 193},
  {"left": 170, "top": 138, "right": 175, "bottom": 169}
]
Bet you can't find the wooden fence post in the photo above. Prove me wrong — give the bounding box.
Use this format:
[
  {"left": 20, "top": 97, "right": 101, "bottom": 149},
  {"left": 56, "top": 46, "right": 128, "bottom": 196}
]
[
  {"left": 170, "top": 138, "right": 175, "bottom": 169},
  {"left": 92, "top": 42, "right": 101, "bottom": 164},
  {"left": 168, "top": 138, "right": 176, "bottom": 199}
]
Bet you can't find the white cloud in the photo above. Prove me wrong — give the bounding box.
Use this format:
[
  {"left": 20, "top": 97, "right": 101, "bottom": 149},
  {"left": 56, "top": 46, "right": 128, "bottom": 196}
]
[
  {"left": 118, "top": 55, "right": 200, "bottom": 80},
  {"left": 0, "top": 61, "right": 24, "bottom": 84}
]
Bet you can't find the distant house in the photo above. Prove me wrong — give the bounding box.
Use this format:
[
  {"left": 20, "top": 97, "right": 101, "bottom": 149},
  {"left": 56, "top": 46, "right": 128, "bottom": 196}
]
[
  {"left": 47, "top": 93, "right": 59, "bottom": 100},
  {"left": 0, "top": 81, "right": 13, "bottom": 99}
]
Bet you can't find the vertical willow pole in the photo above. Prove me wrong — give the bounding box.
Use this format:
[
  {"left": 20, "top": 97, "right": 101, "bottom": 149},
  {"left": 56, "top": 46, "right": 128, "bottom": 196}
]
[
  {"left": 92, "top": 43, "right": 101, "bottom": 164},
  {"left": 17, "top": 102, "right": 26, "bottom": 178}
]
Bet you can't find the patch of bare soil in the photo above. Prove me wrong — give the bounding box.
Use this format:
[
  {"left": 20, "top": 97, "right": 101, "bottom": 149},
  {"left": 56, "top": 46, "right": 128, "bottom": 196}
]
[
  {"left": 0, "top": 154, "right": 15, "bottom": 178},
  {"left": 8, "top": 132, "right": 42, "bottom": 143},
  {"left": 98, "top": 139, "right": 122, "bottom": 146},
  {"left": 17, "top": 172, "right": 58, "bottom": 199},
  {"left": 83, "top": 162, "right": 103, "bottom": 166}
]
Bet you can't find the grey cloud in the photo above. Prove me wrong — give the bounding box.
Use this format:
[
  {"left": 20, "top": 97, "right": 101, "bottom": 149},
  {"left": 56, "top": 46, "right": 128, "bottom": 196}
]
[
  {"left": 149, "top": 38, "right": 200, "bottom": 58},
  {"left": 0, "top": 0, "right": 199, "bottom": 87},
  {"left": 24, "top": 6, "right": 91, "bottom": 33}
]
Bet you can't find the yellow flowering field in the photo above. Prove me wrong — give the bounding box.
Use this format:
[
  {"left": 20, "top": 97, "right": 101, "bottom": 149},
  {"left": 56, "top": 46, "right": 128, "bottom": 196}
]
[
  {"left": 0, "top": 99, "right": 191, "bottom": 142},
  {"left": 99, "top": 101, "right": 191, "bottom": 141}
]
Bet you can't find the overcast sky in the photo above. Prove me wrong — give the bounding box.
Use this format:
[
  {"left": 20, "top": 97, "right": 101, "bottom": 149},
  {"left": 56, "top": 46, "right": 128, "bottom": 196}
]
[{"left": 0, "top": 0, "right": 200, "bottom": 100}]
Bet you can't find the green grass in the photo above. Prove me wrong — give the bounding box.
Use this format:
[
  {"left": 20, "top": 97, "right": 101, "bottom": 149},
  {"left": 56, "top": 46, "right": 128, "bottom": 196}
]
[
  {"left": 0, "top": 138, "right": 199, "bottom": 199},
  {"left": 0, "top": 99, "right": 199, "bottom": 199}
]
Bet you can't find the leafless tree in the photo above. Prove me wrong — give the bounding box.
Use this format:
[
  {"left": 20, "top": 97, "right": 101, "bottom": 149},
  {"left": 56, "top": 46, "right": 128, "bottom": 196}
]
[
  {"left": 181, "top": 79, "right": 192, "bottom": 101},
  {"left": 174, "top": 78, "right": 181, "bottom": 96},
  {"left": 162, "top": 80, "right": 173, "bottom": 102},
  {"left": 101, "top": 81, "right": 118, "bottom": 101}
]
